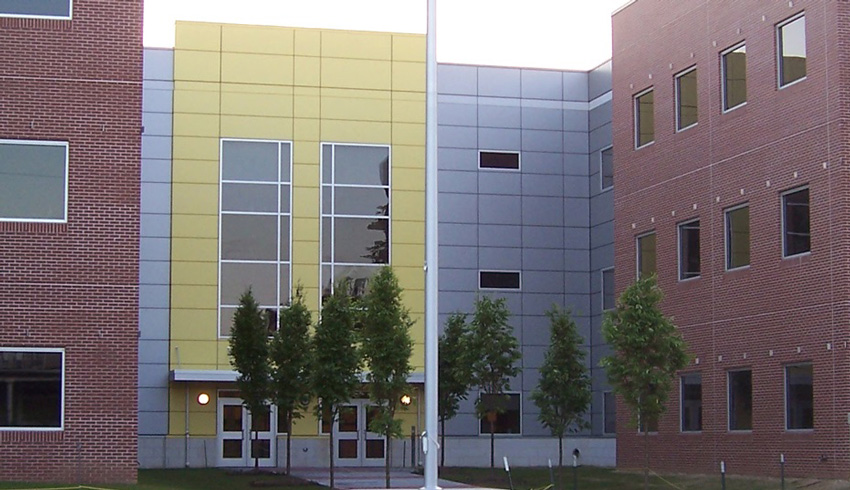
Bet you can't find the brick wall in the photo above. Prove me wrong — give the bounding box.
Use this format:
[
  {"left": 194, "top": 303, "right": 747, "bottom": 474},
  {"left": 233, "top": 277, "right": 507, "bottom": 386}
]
[
  {"left": 612, "top": 0, "right": 850, "bottom": 478},
  {"left": 0, "top": 0, "right": 142, "bottom": 483}
]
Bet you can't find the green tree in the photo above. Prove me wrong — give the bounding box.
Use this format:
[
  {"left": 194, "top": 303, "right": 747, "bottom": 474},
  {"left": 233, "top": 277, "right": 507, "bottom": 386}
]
[
  {"left": 227, "top": 288, "right": 272, "bottom": 470},
  {"left": 312, "top": 282, "right": 361, "bottom": 489},
  {"left": 531, "top": 305, "right": 591, "bottom": 485},
  {"left": 601, "top": 275, "right": 689, "bottom": 490},
  {"left": 359, "top": 267, "right": 414, "bottom": 488},
  {"left": 468, "top": 296, "right": 522, "bottom": 469},
  {"left": 270, "top": 285, "right": 313, "bottom": 476},
  {"left": 438, "top": 312, "right": 473, "bottom": 467}
]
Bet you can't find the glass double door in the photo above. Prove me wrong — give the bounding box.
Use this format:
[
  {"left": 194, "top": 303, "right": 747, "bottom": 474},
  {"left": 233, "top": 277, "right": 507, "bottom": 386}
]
[
  {"left": 334, "top": 400, "right": 385, "bottom": 467},
  {"left": 217, "top": 397, "right": 276, "bottom": 467}
]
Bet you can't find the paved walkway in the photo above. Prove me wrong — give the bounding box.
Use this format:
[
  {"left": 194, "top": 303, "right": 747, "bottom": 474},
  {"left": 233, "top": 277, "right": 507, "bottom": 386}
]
[{"left": 291, "top": 467, "right": 487, "bottom": 490}]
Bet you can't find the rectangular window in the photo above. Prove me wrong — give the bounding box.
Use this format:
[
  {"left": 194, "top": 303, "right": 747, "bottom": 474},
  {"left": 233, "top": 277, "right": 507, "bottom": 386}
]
[
  {"left": 219, "top": 139, "right": 292, "bottom": 337},
  {"left": 603, "top": 391, "right": 616, "bottom": 434},
  {"left": 786, "top": 364, "right": 813, "bottom": 430},
  {"left": 675, "top": 67, "right": 698, "bottom": 130},
  {"left": 678, "top": 219, "right": 700, "bottom": 280},
  {"left": 636, "top": 232, "right": 656, "bottom": 280},
  {"left": 479, "top": 393, "right": 521, "bottom": 435},
  {"left": 600, "top": 147, "right": 613, "bottom": 190},
  {"left": 722, "top": 43, "right": 747, "bottom": 111},
  {"left": 479, "top": 271, "right": 521, "bottom": 290},
  {"left": 778, "top": 14, "right": 806, "bottom": 87},
  {"left": 635, "top": 89, "right": 655, "bottom": 148},
  {"left": 728, "top": 370, "right": 753, "bottom": 431},
  {"left": 602, "top": 267, "right": 615, "bottom": 311},
  {"left": 0, "top": 0, "right": 71, "bottom": 19},
  {"left": 321, "top": 143, "right": 390, "bottom": 304},
  {"left": 782, "top": 187, "right": 810, "bottom": 257},
  {"left": 725, "top": 205, "right": 750, "bottom": 270},
  {"left": 0, "top": 349, "right": 64, "bottom": 430},
  {"left": 479, "top": 151, "right": 520, "bottom": 170},
  {"left": 0, "top": 140, "right": 68, "bottom": 222},
  {"left": 681, "top": 373, "right": 702, "bottom": 432}
]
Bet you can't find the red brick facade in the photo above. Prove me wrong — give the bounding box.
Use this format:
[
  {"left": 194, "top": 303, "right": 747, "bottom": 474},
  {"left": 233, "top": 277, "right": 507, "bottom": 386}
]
[
  {"left": 0, "top": 1, "right": 142, "bottom": 483},
  {"left": 612, "top": 0, "right": 850, "bottom": 479}
]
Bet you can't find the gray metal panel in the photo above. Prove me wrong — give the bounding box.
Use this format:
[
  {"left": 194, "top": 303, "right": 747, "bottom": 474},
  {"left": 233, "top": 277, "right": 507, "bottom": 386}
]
[
  {"left": 438, "top": 169, "right": 477, "bottom": 193},
  {"left": 138, "top": 412, "right": 169, "bottom": 437},
  {"left": 563, "top": 227, "right": 590, "bottom": 250},
  {"left": 141, "top": 214, "right": 172, "bottom": 238},
  {"left": 438, "top": 268, "right": 478, "bottom": 292},
  {"left": 439, "top": 222, "right": 478, "bottom": 246},
  {"left": 590, "top": 194, "right": 614, "bottom": 227},
  {"left": 564, "top": 109, "right": 590, "bottom": 132},
  {"left": 139, "top": 340, "right": 170, "bottom": 364},
  {"left": 523, "top": 293, "right": 567, "bottom": 318},
  {"left": 140, "top": 261, "right": 170, "bottom": 285},
  {"left": 564, "top": 153, "right": 590, "bottom": 176},
  {"left": 478, "top": 171, "right": 521, "bottom": 196},
  {"left": 138, "top": 362, "right": 169, "bottom": 389},
  {"left": 143, "top": 88, "right": 174, "bottom": 114},
  {"left": 142, "top": 158, "right": 173, "bottom": 183},
  {"left": 564, "top": 197, "right": 590, "bottom": 227},
  {"left": 139, "top": 285, "right": 169, "bottom": 309},
  {"left": 589, "top": 60, "right": 612, "bottom": 100},
  {"left": 522, "top": 270, "right": 565, "bottom": 294},
  {"left": 565, "top": 249, "right": 592, "bottom": 272},
  {"left": 523, "top": 248, "right": 565, "bottom": 271},
  {"left": 478, "top": 127, "right": 521, "bottom": 151},
  {"left": 141, "top": 182, "right": 172, "bottom": 214},
  {"left": 589, "top": 124, "right": 613, "bottom": 154},
  {"left": 143, "top": 113, "right": 173, "bottom": 136},
  {"left": 438, "top": 124, "right": 477, "bottom": 149},
  {"left": 438, "top": 290, "right": 477, "bottom": 314},
  {"left": 521, "top": 107, "right": 563, "bottom": 131},
  {"left": 478, "top": 102, "right": 521, "bottom": 129},
  {"left": 522, "top": 196, "right": 563, "bottom": 226},
  {"left": 144, "top": 48, "right": 174, "bottom": 81},
  {"left": 563, "top": 71, "right": 589, "bottom": 101},
  {"left": 438, "top": 148, "right": 478, "bottom": 171},
  {"left": 522, "top": 129, "right": 563, "bottom": 153},
  {"left": 438, "top": 64, "right": 478, "bottom": 95},
  {"left": 480, "top": 224, "right": 522, "bottom": 248},
  {"left": 141, "top": 135, "right": 173, "bottom": 160},
  {"left": 139, "top": 308, "right": 170, "bottom": 340},
  {"left": 440, "top": 246, "right": 479, "bottom": 268},
  {"left": 521, "top": 151, "right": 565, "bottom": 175},
  {"left": 478, "top": 246, "right": 522, "bottom": 270},
  {"left": 564, "top": 131, "right": 589, "bottom": 154},
  {"left": 477, "top": 66, "right": 521, "bottom": 97},
  {"left": 479, "top": 194, "right": 521, "bottom": 225},
  {"left": 140, "top": 237, "right": 170, "bottom": 261},
  {"left": 139, "top": 387, "right": 169, "bottom": 412},
  {"left": 565, "top": 272, "right": 591, "bottom": 294},
  {"left": 521, "top": 173, "right": 564, "bottom": 197},
  {"left": 564, "top": 175, "right": 590, "bottom": 198},
  {"left": 589, "top": 100, "right": 612, "bottom": 132},
  {"left": 438, "top": 102, "right": 478, "bottom": 126},
  {"left": 439, "top": 193, "right": 478, "bottom": 223},
  {"left": 520, "top": 69, "right": 563, "bottom": 100},
  {"left": 522, "top": 225, "right": 564, "bottom": 249}
]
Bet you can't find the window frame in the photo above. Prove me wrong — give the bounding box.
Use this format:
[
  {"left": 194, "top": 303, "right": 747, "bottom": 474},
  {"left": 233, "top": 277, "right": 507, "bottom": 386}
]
[
  {"left": 601, "top": 267, "right": 614, "bottom": 311},
  {"left": 721, "top": 42, "right": 748, "bottom": 113},
  {"left": 0, "top": 347, "right": 65, "bottom": 431},
  {"left": 479, "top": 270, "right": 522, "bottom": 291},
  {"left": 634, "top": 87, "right": 655, "bottom": 149},
  {"left": 478, "top": 150, "right": 521, "bottom": 172},
  {"left": 777, "top": 12, "right": 807, "bottom": 89},
  {"left": 784, "top": 363, "right": 814, "bottom": 431},
  {"left": 727, "top": 369, "right": 753, "bottom": 432},
  {"left": 675, "top": 66, "right": 698, "bottom": 132},
  {"left": 781, "top": 185, "right": 811, "bottom": 259},
  {"left": 0, "top": 0, "right": 72, "bottom": 19},
  {"left": 600, "top": 146, "right": 613, "bottom": 191},
  {"left": 477, "top": 391, "right": 522, "bottom": 436},
  {"left": 0, "top": 139, "right": 69, "bottom": 223},
  {"left": 635, "top": 231, "right": 657, "bottom": 280},
  {"left": 677, "top": 218, "right": 701, "bottom": 281},
  {"left": 680, "top": 372, "right": 702, "bottom": 433},
  {"left": 724, "top": 203, "right": 750, "bottom": 271}
]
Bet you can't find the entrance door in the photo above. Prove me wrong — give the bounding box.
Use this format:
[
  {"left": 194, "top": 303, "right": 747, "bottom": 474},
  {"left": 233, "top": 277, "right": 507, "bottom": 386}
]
[
  {"left": 334, "top": 400, "right": 386, "bottom": 467},
  {"left": 217, "top": 396, "right": 276, "bottom": 467}
]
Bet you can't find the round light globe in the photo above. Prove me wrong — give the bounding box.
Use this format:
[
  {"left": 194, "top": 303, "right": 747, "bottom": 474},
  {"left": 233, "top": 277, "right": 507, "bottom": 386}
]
[
  {"left": 197, "top": 393, "right": 210, "bottom": 405},
  {"left": 400, "top": 394, "right": 412, "bottom": 406}
]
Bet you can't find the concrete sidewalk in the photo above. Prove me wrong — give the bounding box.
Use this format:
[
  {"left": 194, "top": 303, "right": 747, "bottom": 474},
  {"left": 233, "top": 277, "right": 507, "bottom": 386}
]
[{"left": 291, "top": 467, "right": 489, "bottom": 490}]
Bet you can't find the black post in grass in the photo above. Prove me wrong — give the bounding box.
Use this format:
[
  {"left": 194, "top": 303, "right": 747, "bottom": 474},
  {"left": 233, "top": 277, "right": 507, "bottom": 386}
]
[
  {"left": 720, "top": 461, "right": 726, "bottom": 490},
  {"left": 548, "top": 458, "right": 556, "bottom": 490},
  {"left": 780, "top": 454, "right": 785, "bottom": 490},
  {"left": 503, "top": 456, "right": 514, "bottom": 490},
  {"left": 572, "top": 449, "right": 580, "bottom": 490}
]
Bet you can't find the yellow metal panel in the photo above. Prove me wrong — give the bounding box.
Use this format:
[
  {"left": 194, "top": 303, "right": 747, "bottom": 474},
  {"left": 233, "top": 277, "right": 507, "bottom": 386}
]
[
  {"left": 392, "top": 243, "right": 424, "bottom": 268},
  {"left": 171, "top": 214, "right": 218, "bottom": 239},
  {"left": 172, "top": 339, "right": 220, "bottom": 366},
  {"left": 175, "top": 22, "right": 221, "bottom": 52},
  {"left": 391, "top": 144, "right": 425, "bottom": 168},
  {"left": 221, "top": 53, "right": 294, "bottom": 86},
  {"left": 410, "top": 342, "right": 424, "bottom": 371},
  {"left": 394, "top": 265, "right": 424, "bottom": 291},
  {"left": 321, "top": 58, "right": 390, "bottom": 91},
  {"left": 294, "top": 119, "right": 320, "bottom": 143},
  {"left": 391, "top": 220, "right": 424, "bottom": 245},
  {"left": 293, "top": 139, "right": 319, "bottom": 165},
  {"left": 291, "top": 265, "right": 319, "bottom": 289},
  {"left": 173, "top": 136, "right": 220, "bottom": 161},
  {"left": 321, "top": 87, "right": 390, "bottom": 101},
  {"left": 321, "top": 30, "right": 391, "bottom": 60},
  {"left": 392, "top": 61, "right": 426, "bottom": 93},
  {"left": 172, "top": 183, "right": 219, "bottom": 216},
  {"left": 220, "top": 83, "right": 293, "bottom": 96},
  {"left": 217, "top": 342, "right": 233, "bottom": 369},
  {"left": 172, "top": 285, "right": 218, "bottom": 309},
  {"left": 294, "top": 56, "right": 321, "bottom": 87},
  {"left": 294, "top": 95, "right": 320, "bottom": 120},
  {"left": 393, "top": 91, "right": 425, "bottom": 103},
  {"left": 222, "top": 24, "right": 294, "bottom": 55},
  {"left": 173, "top": 113, "right": 219, "bottom": 137},
  {"left": 392, "top": 167, "right": 425, "bottom": 191},
  {"left": 404, "top": 290, "right": 424, "bottom": 313},
  {"left": 392, "top": 35, "right": 425, "bottom": 62},
  {"left": 174, "top": 50, "right": 221, "bottom": 83},
  {"left": 189, "top": 410, "right": 216, "bottom": 437},
  {"left": 172, "top": 262, "right": 218, "bottom": 286},
  {"left": 173, "top": 87, "right": 220, "bottom": 115},
  {"left": 221, "top": 91, "right": 293, "bottom": 118},
  {"left": 172, "top": 159, "right": 219, "bottom": 185},
  {"left": 291, "top": 411, "right": 320, "bottom": 436},
  {"left": 292, "top": 216, "right": 320, "bottom": 242},
  {"left": 392, "top": 122, "right": 426, "bottom": 146},
  {"left": 292, "top": 241, "right": 319, "bottom": 266},
  {"left": 392, "top": 191, "right": 425, "bottom": 221},
  {"left": 292, "top": 187, "right": 319, "bottom": 217},
  {"left": 220, "top": 115, "right": 293, "bottom": 140},
  {"left": 321, "top": 96, "right": 391, "bottom": 123},
  {"left": 171, "top": 309, "right": 218, "bottom": 339},
  {"left": 320, "top": 120, "right": 390, "bottom": 144},
  {"left": 294, "top": 28, "right": 321, "bottom": 56},
  {"left": 392, "top": 99, "right": 425, "bottom": 124},
  {"left": 172, "top": 237, "right": 219, "bottom": 263}
]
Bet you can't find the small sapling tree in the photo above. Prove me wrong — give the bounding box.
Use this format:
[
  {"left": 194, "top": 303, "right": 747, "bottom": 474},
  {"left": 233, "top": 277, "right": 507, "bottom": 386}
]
[{"left": 438, "top": 312, "right": 473, "bottom": 467}]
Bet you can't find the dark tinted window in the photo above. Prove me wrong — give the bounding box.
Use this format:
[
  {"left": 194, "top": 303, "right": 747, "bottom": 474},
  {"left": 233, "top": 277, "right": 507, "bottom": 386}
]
[
  {"left": 786, "top": 364, "right": 813, "bottom": 430},
  {"left": 0, "top": 351, "right": 62, "bottom": 428},
  {"left": 0, "top": 142, "right": 67, "bottom": 221},
  {"left": 480, "top": 151, "right": 519, "bottom": 170},
  {"left": 635, "top": 89, "right": 654, "bottom": 147},
  {"left": 479, "top": 393, "right": 521, "bottom": 434},
  {"left": 678, "top": 220, "right": 700, "bottom": 280},
  {"left": 681, "top": 373, "right": 702, "bottom": 432},
  {"left": 726, "top": 206, "right": 750, "bottom": 269},
  {"left": 603, "top": 392, "right": 616, "bottom": 434},
  {"left": 676, "top": 68, "right": 698, "bottom": 130},
  {"left": 480, "top": 271, "right": 520, "bottom": 289},
  {"left": 782, "top": 187, "right": 810, "bottom": 257},
  {"left": 601, "top": 148, "right": 613, "bottom": 190},
  {"left": 729, "top": 370, "right": 752, "bottom": 431}
]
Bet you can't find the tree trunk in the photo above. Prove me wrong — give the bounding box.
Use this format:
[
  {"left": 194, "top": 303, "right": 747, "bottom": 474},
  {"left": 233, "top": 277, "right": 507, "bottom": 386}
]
[
  {"left": 643, "top": 428, "right": 649, "bottom": 490},
  {"left": 440, "top": 418, "right": 445, "bottom": 467},
  {"left": 558, "top": 434, "right": 563, "bottom": 490},
  {"left": 254, "top": 428, "right": 259, "bottom": 469},
  {"left": 329, "top": 427, "right": 335, "bottom": 489},
  {"left": 285, "top": 412, "right": 293, "bottom": 475},
  {"left": 385, "top": 435, "right": 391, "bottom": 488},
  {"left": 489, "top": 419, "right": 495, "bottom": 470}
]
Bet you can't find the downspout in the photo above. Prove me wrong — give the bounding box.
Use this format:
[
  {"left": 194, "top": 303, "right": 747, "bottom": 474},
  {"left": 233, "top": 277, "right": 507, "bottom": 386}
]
[{"left": 176, "top": 346, "right": 189, "bottom": 468}]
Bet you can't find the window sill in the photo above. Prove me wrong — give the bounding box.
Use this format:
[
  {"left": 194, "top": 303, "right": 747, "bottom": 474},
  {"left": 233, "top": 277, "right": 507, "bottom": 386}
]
[
  {"left": 678, "top": 275, "right": 701, "bottom": 283},
  {"left": 680, "top": 430, "right": 702, "bottom": 434},
  {"left": 478, "top": 433, "right": 523, "bottom": 437},
  {"left": 725, "top": 264, "right": 751, "bottom": 273},
  {"left": 600, "top": 185, "right": 613, "bottom": 193},
  {"left": 784, "top": 428, "right": 814, "bottom": 434},
  {"left": 676, "top": 122, "right": 698, "bottom": 133},
  {"left": 728, "top": 430, "right": 753, "bottom": 434},
  {"left": 779, "top": 76, "right": 806, "bottom": 90},
  {"left": 782, "top": 251, "right": 811, "bottom": 260},
  {"left": 635, "top": 141, "right": 655, "bottom": 150},
  {"left": 722, "top": 102, "right": 747, "bottom": 114}
]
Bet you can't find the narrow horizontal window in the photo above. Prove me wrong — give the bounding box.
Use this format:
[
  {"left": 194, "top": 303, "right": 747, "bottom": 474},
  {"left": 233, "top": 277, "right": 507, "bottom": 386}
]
[
  {"left": 600, "top": 147, "right": 613, "bottom": 190},
  {"left": 0, "top": 349, "right": 64, "bottom": 430},
  {"left": 0, "top": 0, "right": 71, "bottom": 19},
  {"left": 782, "top": 187, "right": 810, "bottom": 257},
  {"left": 725, "top": 205, "right": 750, "bottom": 269},
  {"left": 0, "top": 140, "right": 68, "bottom": 222},
  {"left": 778, "top": 14, "right": 806, "bottom": 87},
  {"left": 678, "top": 220, "right": 700, "bottom": 280},
  {"left": 479, "top": 271, "right": 520, "bottom": 290},
  {"left": 479, "top": 151, "right": 519, "bottom": 170},
  {"left": 722, "top": 44, "right": 747, "bottom": 111},
  {"left": 635, "top": 89, "right": 655, "bottom": 148},
  {"left": 676, "top": 68, "right": 698, "bottom": 130}
]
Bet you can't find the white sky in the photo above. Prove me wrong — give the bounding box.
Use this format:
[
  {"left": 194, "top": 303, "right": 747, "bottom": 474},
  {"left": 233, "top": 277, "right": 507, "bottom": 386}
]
[{"left": 144, "top": 0, "right": 630, "bottom": 71}]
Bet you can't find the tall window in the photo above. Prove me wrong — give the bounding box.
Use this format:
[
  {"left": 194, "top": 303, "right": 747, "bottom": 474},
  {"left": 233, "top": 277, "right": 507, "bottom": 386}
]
[
  {"left": 0, "top": 349, "right": 64, "bottom": 429},
  {"left": 778, "top": 14, "right": 806, "bottom": 87},
  {"left": 602, "top": 267, "right": 615, "bottom": 311},
  {"left": 678, "top": 219, "right": 700, "bottom": 280},
  {"left": 603, "top": 391, "right": 616, "bottom": 434},
  {"left": 479, "top": 393, "right": 521, "bottom": 434},
  {"left": 635, "top": 89, "right": 655, "bottom": 148},
  {"left": 676, "top": 67, "right": 698, "bottom": 130},
  {"left": 681, "top": 373, "right": 702, "bottom": 432},
  {"left": 321, "top": 143, "right": 390, "bottom": 302},
  {"left": 600, "top": 147, "right": 613, "bottom": 190},
  {"left": 725, "top": 205, "right": 750, "bottom": 270},
  {"left": 0, "top": 0, "right": 72, "bottom": 19},
  {"left": 219, "top": 139, "right": 292, "bottom": 337},
  {"left": 637, "top": 232, "right": 656, "bottom": 279},
  {"left": 786, "top": 364, "right": 813, "bottom": 430},
  {"left": 728, "top": 370, "right": 752, "bottom": 431},
  {"left": 0, "top": 140, "right": 68, "bottom": 222},
  {"left": 782, "top": 187, "right": 810, "bottom": 257},
  {"left": 722, "top": 43, "right": 747, "bottom": 111}
]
